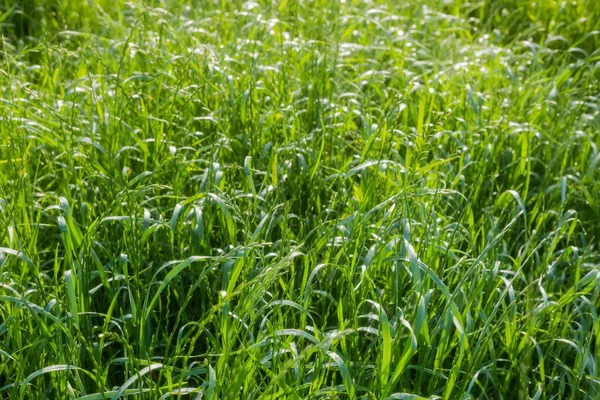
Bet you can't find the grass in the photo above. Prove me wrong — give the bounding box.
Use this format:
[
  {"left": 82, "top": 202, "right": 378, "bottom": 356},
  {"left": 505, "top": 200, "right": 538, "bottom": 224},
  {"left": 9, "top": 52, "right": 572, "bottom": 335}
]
[{"left": 0, "top": 0, "right": 599, "bottom": 398}]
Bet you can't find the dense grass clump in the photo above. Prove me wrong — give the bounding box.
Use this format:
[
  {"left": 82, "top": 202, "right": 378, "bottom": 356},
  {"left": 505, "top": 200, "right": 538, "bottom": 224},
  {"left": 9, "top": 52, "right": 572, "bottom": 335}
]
[{"left": 1, "top": 0, "right": 599, "bottom": 398}]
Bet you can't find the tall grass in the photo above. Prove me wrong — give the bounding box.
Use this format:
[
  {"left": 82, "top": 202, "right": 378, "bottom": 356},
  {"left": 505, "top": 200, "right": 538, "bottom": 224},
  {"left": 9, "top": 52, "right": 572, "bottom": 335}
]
[{"left": 0, "top": 0, "right": 599, "bottom": 398}]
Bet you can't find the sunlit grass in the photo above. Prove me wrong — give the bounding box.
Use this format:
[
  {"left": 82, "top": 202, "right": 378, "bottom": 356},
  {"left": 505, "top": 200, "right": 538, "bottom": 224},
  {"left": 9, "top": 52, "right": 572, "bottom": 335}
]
[{"left": 0, "top": 0, "right": 599, "bottom": 398}]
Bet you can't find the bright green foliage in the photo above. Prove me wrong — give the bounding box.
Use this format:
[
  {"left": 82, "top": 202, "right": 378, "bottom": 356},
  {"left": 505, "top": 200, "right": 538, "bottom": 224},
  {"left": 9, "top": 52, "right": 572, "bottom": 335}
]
[{"left": 0, "top": 0, "right": 599, "bottom": 399}]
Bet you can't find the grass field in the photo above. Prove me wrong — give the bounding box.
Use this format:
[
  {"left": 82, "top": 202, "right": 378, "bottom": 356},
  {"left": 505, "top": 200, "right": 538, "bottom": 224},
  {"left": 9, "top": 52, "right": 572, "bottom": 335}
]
[{"left": 1, "top": 0, "right": 599, "bottom": 398}]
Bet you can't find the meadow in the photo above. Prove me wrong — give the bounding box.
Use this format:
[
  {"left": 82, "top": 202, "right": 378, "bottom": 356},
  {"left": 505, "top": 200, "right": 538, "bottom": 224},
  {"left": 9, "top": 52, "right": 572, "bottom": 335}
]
[{"left": 0, "top": 0, "right": 599, "bottom": 398}]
